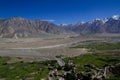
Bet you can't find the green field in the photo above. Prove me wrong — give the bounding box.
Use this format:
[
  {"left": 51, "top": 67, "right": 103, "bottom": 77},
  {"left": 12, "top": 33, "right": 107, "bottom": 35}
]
[
  {"left": 67, "top": 42, "right": 120, "bottom": 79},
  {"left": 64, "top": 52, "right": 120, "bottom": 70},
  {"left": 0, "top": 57, "right": 58, "bottom": 80},
  {"left": 72, "top": 42, "right": 120, "bottom": 50}
]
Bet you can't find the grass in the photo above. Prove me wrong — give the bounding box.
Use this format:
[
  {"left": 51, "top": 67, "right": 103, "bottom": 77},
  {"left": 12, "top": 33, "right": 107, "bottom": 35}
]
[
  {"left": 63, "top": 52, "right": 120, "bottom": 80},
  {"left": 0, "top": 58, "right": 57, "bottom": 80},
  {"left": 0, "top": 56, "right": 10, "bottom": 65},
  {"left": 65, "top": 42, "right": 120, "bottom": 79},
  {"left": 66, "top": 42, "right": 120, "bottom": 71},
  {"left": 64, "top": 53, "right": 120, "bottom": 69},
  {"left": 73, "top": 42, "right": 120, "bottom": 50}
]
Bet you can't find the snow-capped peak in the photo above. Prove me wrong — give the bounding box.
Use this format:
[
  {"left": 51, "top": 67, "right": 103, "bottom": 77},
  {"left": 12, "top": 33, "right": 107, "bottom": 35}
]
[
  {"left": 76, "top": 21, "right": 85, "bottom": 25},
  {"left": 80, "top": 21, "right": 85, "bottom": 24},
  {"left": 112, "top": 15, "right": 120, "bottom": 20},
  {"left": 102, "top": 18, "right": 108, "bottom": 23},
  {"left": 95, "top": 18, "right": 101, "bottom": 21},
  {"left": 60, "top": 23, "right": 68, "bottom": 26}
]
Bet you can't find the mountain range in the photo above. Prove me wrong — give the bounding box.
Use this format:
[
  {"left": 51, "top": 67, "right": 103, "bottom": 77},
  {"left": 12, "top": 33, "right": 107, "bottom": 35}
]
[
  {"left": 0, "top": 17, "right": 68, "bottom": 38},
  {"left": 64, "top": 15, "right": 120, "bottom": 34},
  {"left": 0, "top": 15, "right": 120, "bottom": 38}
]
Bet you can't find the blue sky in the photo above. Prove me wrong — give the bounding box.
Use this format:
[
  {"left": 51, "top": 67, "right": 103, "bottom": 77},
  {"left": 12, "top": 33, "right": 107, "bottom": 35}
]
[{"left": 0, "top": 0, "right": 120, "bottom": 24}]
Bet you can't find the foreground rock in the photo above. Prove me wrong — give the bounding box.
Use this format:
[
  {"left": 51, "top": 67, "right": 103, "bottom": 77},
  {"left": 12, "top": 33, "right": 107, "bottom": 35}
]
[{"left": 48, "top": 62, "right": 120, "bottom": 80}]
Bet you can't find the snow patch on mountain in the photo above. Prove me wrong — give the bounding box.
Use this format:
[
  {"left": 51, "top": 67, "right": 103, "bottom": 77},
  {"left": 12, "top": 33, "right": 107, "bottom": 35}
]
[
  {"left": 95, "top": 18, "right": 101, "bottom": 21},
  {"left": 102, "top": 18, "right": 108, "bottom": 23},
  {"left": 112, "top": 15, "right": 120, "bottom": 20}
]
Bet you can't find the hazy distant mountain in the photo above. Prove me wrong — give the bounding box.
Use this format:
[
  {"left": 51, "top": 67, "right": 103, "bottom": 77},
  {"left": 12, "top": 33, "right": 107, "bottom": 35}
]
[
  {"left": 64, "top": 15, "right": 120, "bottom": 34},
  {"left": 0, "top": 17, "right": 67, "bottom": 38}
]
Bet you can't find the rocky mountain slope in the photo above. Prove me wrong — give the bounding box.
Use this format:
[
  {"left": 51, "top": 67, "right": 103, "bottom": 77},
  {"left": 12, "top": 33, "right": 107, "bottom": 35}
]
[
  {"left": 0, "top": 17, "right": 68, "bottom": 38},
  {"left": 64, "top": 15, "right": 120, "bottom": 34}
]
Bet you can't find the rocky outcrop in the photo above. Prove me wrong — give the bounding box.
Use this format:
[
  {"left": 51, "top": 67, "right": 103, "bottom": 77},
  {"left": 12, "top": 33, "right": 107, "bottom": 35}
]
[{"left": 48, "top": 63, "right": 120, "bottom": 80}]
